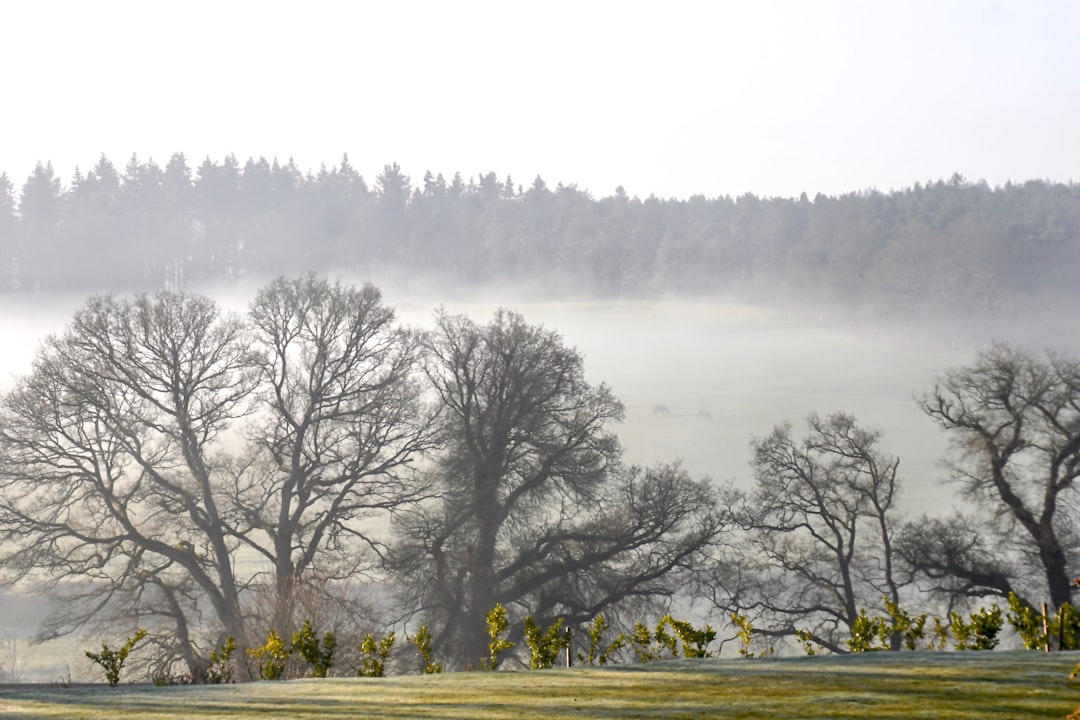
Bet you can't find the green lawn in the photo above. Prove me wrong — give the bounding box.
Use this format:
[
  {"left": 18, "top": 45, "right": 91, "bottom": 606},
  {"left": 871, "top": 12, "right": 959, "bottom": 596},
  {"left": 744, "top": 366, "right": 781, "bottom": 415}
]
[{"left": 0, "top": 651, "right": 1076, "bottom": 720}]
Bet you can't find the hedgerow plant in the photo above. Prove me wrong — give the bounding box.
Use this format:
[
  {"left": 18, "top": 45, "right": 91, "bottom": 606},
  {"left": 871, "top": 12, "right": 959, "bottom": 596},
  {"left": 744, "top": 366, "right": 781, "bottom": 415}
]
[
  {"left": 883, "top": 598, "right": 928, "bottom": 650},
  {"left": 249, "top": 630, "right": 288, "bottom": 680},
  {"left": 523, "top": 616, "right": 570, "bottom": 669},
  {"left": 291, "top": 619, "right": 336, "bottom": 678},
  {"left": 205, "top": 636, "right": 236, "bottom": 684},
  {"left": 663, "top": 615, "right": 716, "bottom": 658},
  {"left": 411, "top": 625, "right": 443, "bottom": 674},
  {"left": 85, "top": 629, "right": 147, "bottom": 687},
  {"left": 847, "top": 609, "right": 889, "bottom": 653},
  {"left": 357, "top": 631, "right": 395, "bottom": 678},
  {"left": 482, "top": 604, "right": 515, "bottom": 670},
  {"left": 577, "top": 613, "right": 625, "bottom": 666},
  {"left": 730, "top": 613, "right": 772, "bottom": 658},
  {"left": 950, "top": 606, "right": 1003, "bottom": 650}
]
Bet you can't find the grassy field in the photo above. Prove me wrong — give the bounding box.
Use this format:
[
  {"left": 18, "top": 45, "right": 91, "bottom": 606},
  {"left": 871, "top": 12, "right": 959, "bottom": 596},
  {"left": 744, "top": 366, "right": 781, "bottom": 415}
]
[{"left": 0, "top": 651, "right": 1076, "bottom": 720}]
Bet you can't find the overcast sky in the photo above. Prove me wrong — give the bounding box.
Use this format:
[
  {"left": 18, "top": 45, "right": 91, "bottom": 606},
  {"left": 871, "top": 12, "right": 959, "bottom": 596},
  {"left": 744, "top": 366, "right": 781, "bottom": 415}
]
[{"left": 2, "top": 0, "right": 1077, "bottom": 200}]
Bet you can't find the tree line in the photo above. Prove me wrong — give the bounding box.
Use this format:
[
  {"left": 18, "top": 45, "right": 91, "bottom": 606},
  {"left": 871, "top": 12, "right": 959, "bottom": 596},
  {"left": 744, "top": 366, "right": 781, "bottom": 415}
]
[
  {"left": 0, "top": 276, "right": 1074, "bottom": 681},
  {"left": 2, "top": 155, "right": 1080, "bottom": 340}
]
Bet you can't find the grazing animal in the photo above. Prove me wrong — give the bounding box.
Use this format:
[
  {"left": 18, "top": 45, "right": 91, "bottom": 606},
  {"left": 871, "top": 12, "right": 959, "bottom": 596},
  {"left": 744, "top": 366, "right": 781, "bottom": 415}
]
[{"left": 652, "top": 404, "right": 670, "bottom": 415}]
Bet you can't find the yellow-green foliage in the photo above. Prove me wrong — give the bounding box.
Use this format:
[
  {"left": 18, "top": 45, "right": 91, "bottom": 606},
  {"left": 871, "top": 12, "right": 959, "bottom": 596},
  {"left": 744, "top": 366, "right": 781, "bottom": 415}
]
[
  {"left": 523, "top": 616, "right": 570, "bottom": 669},
  {"left": 291, "top": 620, "right": 336, "bottom": 678},
  {"left": 482, "top": 604, "right": 515, "bottom": 671},
  {"left": 577, "top": 613, "right": 625, "bottom": 666},
  {"left": 883, "top": 598, "right": 928, "bottom": 650},
  {"left": 730, "top": 613, "right": 772, "bottom": 658},
  {"left": 84, "top": 628, "right": 147, "bottom": 687},
  {"left": 662, "top": 615, "right": 716, "bottom": 658},
  {"left": 628, "top": 616, "right": 715, "bottom": 663},
  {"left": 796, "top": 628, "right": 817, "bottom": 656},
  {"left": 357, "top": 631, "right": 396, "bottom": 678},
  {"left": 1007, "top": 594, "right": 1080, "bottom": 650},
  {"left": 249, "top": 630, "right": 289, "bottom": 680},
  {"left": 847, "top": 609, "right": 890, "bottom": 653},
  {"left": 206, "top": 636, "right": 236, "bottom": 684},
  {"left": 411, "top": 625, "right": 442, "bottom": 674},
  {"left": 950, "top": 606, "right": 1003, "bottom": 651}
]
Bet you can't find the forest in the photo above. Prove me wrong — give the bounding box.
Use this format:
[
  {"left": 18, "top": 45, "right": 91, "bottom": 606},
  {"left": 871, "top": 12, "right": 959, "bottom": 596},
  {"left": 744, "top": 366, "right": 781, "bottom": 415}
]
[{"left": 2, "top": 154, "right": 1080, "bottom": 347}]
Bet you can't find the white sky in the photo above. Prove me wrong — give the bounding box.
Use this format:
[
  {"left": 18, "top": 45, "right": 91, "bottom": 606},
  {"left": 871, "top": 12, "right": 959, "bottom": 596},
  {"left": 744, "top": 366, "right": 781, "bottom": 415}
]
[{"left": 2, "top": 0, "right": 1077, "bottom": 200}]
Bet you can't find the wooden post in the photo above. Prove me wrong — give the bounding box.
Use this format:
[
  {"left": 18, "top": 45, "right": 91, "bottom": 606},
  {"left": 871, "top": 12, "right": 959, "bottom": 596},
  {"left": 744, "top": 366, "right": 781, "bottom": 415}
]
[
  {"left": 1042, "top": 603, "right": 1050, "bottom": 652},
  {"left": 566, "top": 627, "right": 573, "bottom": 668}
]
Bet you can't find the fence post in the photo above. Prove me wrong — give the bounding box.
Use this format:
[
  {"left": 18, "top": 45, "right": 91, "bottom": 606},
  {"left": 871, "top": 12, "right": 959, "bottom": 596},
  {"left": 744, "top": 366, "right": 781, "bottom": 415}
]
[{"left": 1042, "top": 603, "right": 1050, "bottom": 652}]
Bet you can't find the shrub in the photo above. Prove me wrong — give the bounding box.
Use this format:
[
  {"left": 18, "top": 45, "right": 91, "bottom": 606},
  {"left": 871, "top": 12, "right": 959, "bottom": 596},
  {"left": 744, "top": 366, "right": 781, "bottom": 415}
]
[
  {"left": 629, "top": 622, "right": 662, "bottom": 663},
  {"left": 249, "top": 630, "right": 289, "bottom": 680},
  {"left": 523, "top": 616, "right": 570, "bottom": 669},
  {"left": 85, "top": 629, "right": 147, "bottom": 687},
  {"left": 481, "top": 604, "right": 515, "bottom": 671},
  {"left": 577, "top": 614, "right": 625, "bottom": 666},
  {"left": 411, "top": 625, "right": 442, "bottom": 674},
  {"left": 883, "top": 598, "right": 928, "bottom": 650},
  {"left": 796, "top": 629, "right": 817, "bottom": 656},
  {"left": 847, "top": 609, "right": 890, "bottom": 653},
  {"left": 1007, "top": 594, "right": 1080, "bottom": 650},
  {"left": 730, "top": 613, "right": 772, "bottom": 658},
  {"left": 950, "top": 606, "right": 1002, "bottom": 651},
  {"left": 291, "top": 620, "right": 336, "bottom": 678},
  {"left": 663, "top": 616, "right": 716, "bottom": 658},
  {"left": 205, "top": 636, "right": 236, "bottom": 684},
  {"left": 1007, "top": 593, "right": 1047, "bottom": 649},
  {"left": 357, "top": 631, "right": 395, "bottom": 678}
]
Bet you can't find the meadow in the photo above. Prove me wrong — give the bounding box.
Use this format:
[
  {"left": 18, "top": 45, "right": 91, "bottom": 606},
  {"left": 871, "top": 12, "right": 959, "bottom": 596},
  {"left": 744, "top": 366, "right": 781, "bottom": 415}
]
[{"left": 0, "top": 651, "right": 1076, "bottom": 719}]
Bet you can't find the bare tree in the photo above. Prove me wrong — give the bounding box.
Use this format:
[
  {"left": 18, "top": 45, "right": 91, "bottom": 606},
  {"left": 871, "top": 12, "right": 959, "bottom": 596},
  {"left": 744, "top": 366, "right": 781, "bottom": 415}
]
[
  {"left": 895, "top": 512, "right": 1021, "bottom": 607},
  {"left": 917, "top": 343, "right": 1080, "bottom": 610},
  {"left": 0, "top": 279, "right": 436, "bottom": 679},
  {"left": 0, "top": 293, "right": 256, "bottom": 665},
  {"left": 721, "top": 413, "right": 905, "bottom": 653},
  {"left": 229, "top": 275, "right": 439, "bottom": 633},
  {"left": 392, "top": 309, "right": 729, "bottom": 667}
]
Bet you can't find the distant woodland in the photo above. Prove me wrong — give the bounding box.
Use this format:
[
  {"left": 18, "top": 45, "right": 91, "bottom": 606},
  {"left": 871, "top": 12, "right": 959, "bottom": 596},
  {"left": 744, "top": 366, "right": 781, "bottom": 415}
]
[{"left": 2, "top": 153, "right": 1078, "bottom": 336}]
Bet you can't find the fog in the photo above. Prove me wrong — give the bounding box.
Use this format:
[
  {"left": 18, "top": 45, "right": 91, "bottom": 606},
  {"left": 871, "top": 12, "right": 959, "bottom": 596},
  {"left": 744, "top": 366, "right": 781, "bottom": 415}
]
[
  {"left": 0, "top": 284, "right": 967, "bottom": 513},
  {"left": 0, "top": 280, "right": 1018, "bottom": 680}
]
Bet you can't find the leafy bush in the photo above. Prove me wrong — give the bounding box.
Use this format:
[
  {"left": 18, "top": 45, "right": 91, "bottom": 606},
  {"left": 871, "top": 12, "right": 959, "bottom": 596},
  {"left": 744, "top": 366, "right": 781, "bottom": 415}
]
[
  {"left": 291, "top": 620, "right": 336, "bottom": 678},
  {"left": 523, "top": 616, "right": 570, "bottom": 669},
  {"left": 206, "top": 636, "right": 236, "bottom": 684},
  {"left": 663, "top": 616, "right": 716, "bottom": 658},
  {"left": 847, "top": 609, "right": 890, "bottom": 653},
  {"left": 85, "top": 629, "right": 147, "bottom": 687},
  {"left": 883, "top": 598, "right": 928, "bottom": 650},
  {"left": 249, "top": 630, "right": 289, "bottom": 680},
  {"left": 629, "top": 622, "right": 662, "bottom": 663},
  {"left": 950, "top": 606, "right": 1002, "bottom": 650},
  {"left": 1007, "top": 594, "right": 1080, "bottom": 650},
  {"left": 796, "top": 629, "right": 817, "bottom": 656},
  {"left": 357, "top": 631, "right": 395, "bottom": 678},
  {"left": 481, "top": 604, "right": 515, "bottom": 670},
  {"left": 730, "top": 613, "right": 772, "bottom": 658},
  {"left": 411, "top": 625, "right": 442, "bottom": 674},
  {"left": 626, "top": 616, "right": 715, "bottom": 663},
  {"left": 577, "top": 614, "right": 625, "bottom": 666}
]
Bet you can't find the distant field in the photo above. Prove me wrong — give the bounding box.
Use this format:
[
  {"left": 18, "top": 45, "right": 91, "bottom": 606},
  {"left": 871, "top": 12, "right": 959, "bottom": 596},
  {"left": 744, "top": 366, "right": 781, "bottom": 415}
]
[
  {"left": 393, "top": 298, "right": 969, "bottom": 511},
  {"left": 0, "top": 651, "right": 1076, "bottom": 719}
]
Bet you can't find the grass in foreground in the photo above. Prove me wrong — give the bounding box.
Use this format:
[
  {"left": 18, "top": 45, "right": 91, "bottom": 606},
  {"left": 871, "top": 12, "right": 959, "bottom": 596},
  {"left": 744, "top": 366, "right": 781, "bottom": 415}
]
[{"left": 0, "top": 651, "right": 1077, "bottom": 720}]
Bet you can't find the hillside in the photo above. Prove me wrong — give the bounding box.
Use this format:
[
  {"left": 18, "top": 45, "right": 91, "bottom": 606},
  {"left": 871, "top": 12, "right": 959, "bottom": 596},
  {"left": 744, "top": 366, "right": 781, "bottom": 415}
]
[{"left": 0, "top": 651, "right": 1075, "bottom": 719}]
